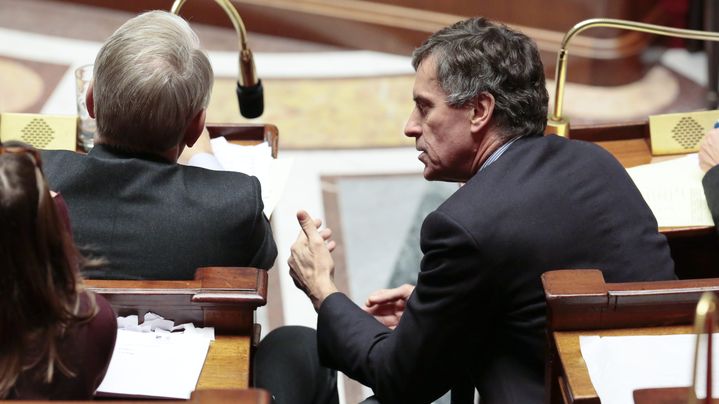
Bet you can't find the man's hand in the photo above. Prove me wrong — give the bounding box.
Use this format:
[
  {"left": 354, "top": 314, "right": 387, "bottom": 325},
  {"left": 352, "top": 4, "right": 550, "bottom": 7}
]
[
  {"left": 288, "top": 210, "right": 339, "bottom": 311},
  {"left": 699, "top": 128, "right": 719, "bottom": 172},
  {"left": 362, "top": 284, "right": 415, "bottom": 329}
]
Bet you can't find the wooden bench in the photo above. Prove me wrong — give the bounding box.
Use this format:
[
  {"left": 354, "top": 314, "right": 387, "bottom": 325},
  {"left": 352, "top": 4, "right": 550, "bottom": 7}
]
[
  {"left": 5, "top": 388, "right": 271, "bottom": 404},
  {"left": 542, "top": 269, "right": 719, "bottom": 404}
]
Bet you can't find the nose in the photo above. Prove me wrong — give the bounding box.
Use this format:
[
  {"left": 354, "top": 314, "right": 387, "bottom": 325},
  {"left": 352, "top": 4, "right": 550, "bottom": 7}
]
[{"left": 404, "top": 111, "right": 421, "bottom": 138}]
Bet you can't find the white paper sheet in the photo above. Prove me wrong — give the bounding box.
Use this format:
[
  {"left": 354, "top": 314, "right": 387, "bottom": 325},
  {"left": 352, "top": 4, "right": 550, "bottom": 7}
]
[
  {"left": 626, "top": 154, "right": 713, "bottom": 227},
  {"left": 96, "top": 329, "right": 211, "bottom": 399},
  {"left": 580, "top": 333, "right": 719, "bottom": 404},
  {"left": 210, "top": 137, "right": 293, "bottom": 217}
]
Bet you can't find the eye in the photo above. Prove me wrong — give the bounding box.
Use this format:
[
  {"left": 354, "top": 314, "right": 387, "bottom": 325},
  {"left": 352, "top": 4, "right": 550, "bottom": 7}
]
[{"left": 416, "top": 102, "right": 428, "bottom": 116}]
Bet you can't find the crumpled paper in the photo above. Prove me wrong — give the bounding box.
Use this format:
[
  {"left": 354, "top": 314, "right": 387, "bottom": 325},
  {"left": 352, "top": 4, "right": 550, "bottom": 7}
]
[{"left": 116, "top": 312, "right": 215, "bottom": 340}]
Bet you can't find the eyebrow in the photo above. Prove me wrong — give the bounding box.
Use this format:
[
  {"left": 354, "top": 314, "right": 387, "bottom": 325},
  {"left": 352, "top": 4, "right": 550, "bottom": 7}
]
[{"left": 413, "top": 95, "right": 432, "bottom": 107}]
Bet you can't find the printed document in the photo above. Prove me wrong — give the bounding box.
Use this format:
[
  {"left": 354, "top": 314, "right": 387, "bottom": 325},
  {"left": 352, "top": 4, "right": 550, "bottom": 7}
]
[{"left": 626, "top": 154, "right": 713, "bottom": 227}]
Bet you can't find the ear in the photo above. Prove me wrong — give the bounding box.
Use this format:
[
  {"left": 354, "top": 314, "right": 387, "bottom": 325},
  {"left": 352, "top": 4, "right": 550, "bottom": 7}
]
[
  {"left": 86, "top": 82, "right": 95, "bottom": 119},
  {"left": 183, "top": 109, "right": 206, "bottom": 148},
  {"left": 470, "top": 92, "right": 495, "bottom": 133}
]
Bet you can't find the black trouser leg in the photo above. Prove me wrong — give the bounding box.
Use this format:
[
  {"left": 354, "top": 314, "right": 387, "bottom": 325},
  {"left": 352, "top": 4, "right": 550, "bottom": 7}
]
[{"left": 254, "top": 326, "right": 339, "bottom": 404}]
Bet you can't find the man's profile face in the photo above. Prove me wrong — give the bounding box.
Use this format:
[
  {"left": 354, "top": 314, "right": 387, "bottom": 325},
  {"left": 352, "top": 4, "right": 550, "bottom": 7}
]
[{"left": 404, "top": 54, "right": 478, "bottom": 182}]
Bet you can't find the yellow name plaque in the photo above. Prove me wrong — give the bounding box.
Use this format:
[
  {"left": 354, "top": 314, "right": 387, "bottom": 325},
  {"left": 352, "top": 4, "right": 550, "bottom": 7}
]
[
  {"left": 649, "top": 109, "right": 719, "bottom": 156},
  {"left": 0, "top": 112, "right": 76, "bottom": 150}
]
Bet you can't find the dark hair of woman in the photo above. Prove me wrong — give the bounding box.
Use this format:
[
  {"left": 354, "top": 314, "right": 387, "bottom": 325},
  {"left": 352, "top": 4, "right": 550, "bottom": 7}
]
[{"left": 0, "top": 142, "right": 98, "bottom": 398}]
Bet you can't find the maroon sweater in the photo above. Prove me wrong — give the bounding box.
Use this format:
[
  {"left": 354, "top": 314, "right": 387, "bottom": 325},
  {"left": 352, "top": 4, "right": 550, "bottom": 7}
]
[{"left": 9, "top": 292, "right": 117, "bottom": 399}]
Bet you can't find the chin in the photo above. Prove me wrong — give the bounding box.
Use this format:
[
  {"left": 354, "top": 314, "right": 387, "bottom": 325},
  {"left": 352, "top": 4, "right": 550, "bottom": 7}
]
[
  {"left": 423, "top": 169, "right": 465, "bottom": 183},
  {"left": 422, "top": 168, "right": 437, "bottom": 181}
]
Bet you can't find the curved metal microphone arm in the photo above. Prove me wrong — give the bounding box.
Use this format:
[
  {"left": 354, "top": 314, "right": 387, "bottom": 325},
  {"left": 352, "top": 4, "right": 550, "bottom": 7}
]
[
  {"left": 171, "top": 0, "right": 263, "bottom": 118},
  {"left": 548, "top": 18, "right": 719, "bottom": 137}
]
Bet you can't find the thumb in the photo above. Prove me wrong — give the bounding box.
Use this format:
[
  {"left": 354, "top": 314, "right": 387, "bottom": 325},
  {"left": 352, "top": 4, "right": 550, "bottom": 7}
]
[{"left": 297, "top": 210, "right": 320, "bottom": 238}]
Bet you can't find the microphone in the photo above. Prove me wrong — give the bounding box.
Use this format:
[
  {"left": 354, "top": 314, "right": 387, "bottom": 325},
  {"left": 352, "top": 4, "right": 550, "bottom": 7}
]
[
  {"left": 236, "top": 48, "right": 263, "bottom": 119},
  {"left": 171, "top": 0, "right": 264, "bottom": 118}
]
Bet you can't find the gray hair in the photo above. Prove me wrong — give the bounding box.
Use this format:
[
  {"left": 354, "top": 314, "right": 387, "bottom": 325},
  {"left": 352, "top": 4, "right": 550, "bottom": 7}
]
[
  {"left": 92, "top": 10, "right": 213, "bottom": 152},
  {"left": 411, "top": 17, "right": 548, "bottom": 138}
]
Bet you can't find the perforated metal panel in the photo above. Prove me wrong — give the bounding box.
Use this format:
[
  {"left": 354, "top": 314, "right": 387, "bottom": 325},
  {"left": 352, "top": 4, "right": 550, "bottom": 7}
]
[
  {"left": 649, "top": 109, "right": 719, "bottom": 155},
  {"left": 0, "top": 113, "right": 76, "bottom": 151},
  {"left": 20, "top": 118, "right": 55, "bottom": 149}
]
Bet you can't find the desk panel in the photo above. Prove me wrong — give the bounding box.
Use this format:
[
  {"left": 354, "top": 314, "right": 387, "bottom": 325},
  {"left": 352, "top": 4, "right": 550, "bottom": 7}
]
[
  {"left": 595, "top": 138, "right": 652, "bottom": 168},
  {"left": 553, "top": 325, "right": 693, "bottom": 404},
  {"left": 199, "top": 335, "right": 252, "bottom": 389}
]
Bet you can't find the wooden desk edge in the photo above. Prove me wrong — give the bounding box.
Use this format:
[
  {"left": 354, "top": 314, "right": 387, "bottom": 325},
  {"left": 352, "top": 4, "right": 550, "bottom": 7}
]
[
  {"left": 198, "top": 335, "right": 252, "bottom": 389},
  {"left": 554, "top": 325, "right": 694, "bottom": 403}
]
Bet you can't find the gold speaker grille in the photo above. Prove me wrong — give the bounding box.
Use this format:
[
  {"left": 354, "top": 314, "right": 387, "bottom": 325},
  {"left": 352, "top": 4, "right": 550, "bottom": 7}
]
[
  {"left": 671, "top": 117, "right": 705, "bottom": 150},
  {"left": 20, "top": 118, "right": 55, "bottom": 149}
]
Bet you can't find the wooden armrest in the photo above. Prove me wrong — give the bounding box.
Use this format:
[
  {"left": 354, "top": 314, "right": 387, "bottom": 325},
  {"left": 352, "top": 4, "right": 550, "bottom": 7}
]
[
  {"left": 85, "top": 267, "right": 268, "bottom": 334},
  {"left": 3, "top": 388, "right": 272, "bottom": 403},
  {"left": 542, "top": 269, "right": 719, "bottom": 331},
  {"left": 207, "top": 123, "right": 279, "bottom": 158}
]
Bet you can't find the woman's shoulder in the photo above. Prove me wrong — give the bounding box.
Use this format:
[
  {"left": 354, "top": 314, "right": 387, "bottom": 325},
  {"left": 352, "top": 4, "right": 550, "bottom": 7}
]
[{"left": 78, "top": 290, "right": 117, "bottom": 347}]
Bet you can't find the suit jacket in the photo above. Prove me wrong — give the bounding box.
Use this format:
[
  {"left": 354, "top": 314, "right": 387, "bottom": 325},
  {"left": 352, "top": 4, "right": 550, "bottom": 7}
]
[
  {"left": 10, "top": 292, "right": 116, "bottom": 399},
  {"left": 41, "top": 145, "right": 277, "bottom": 280},
  {"left": 703, "top": 165, "right": 719, "bottom": 228},
  {"left": 317, "top": 134, "right": 675, "bottom": 404}
]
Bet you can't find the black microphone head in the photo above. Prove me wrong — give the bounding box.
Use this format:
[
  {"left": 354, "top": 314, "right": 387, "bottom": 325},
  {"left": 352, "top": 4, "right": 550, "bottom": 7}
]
[{"left": 236, "top": 79, "right": 264, "bottom": 119}]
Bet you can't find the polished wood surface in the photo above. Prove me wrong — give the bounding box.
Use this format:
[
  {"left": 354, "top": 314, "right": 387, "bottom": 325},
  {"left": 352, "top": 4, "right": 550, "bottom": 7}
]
[
  {"left": 633, "top": 386, "right": 719, "bottom": 404},
  {"left": 8, "top": 388, "right": 271, "bottom": 403},
  {"left": 199, "top": 335, "right": 252, "bottom": 389},
  {"left": 543, "top": 270, "right": 719, "bottom": 404},
  {"left": 86, "top": 267, "right": 268, "bottom": 335},
  {"left": 54, "top": 0, "right": 666, "bottom": 85},
  {"left": 542, "top": 269, "right": 719, "bottom": 331}
]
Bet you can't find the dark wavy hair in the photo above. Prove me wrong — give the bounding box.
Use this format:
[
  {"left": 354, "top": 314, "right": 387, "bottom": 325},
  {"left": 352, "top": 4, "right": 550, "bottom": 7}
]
[
  {"left": 411, "top": 17, "right": 549, "bottom": 139},
  {"left": 0, "top": 142, "right": 97, "bottom": 398}
]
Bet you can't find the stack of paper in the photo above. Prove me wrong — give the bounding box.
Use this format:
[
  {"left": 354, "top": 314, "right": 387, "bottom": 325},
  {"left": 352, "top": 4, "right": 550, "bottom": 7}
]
[
  {"left": 210, "top": 137, "right": 293, "bottom": 218},
  {"left": 581, "top": 334, "right": 719, "bottom": 404},
  {"left": 96, "top": 313, "right": 214, "bottom": 399},
  {"left": 626, "top": 154, "right": 713, "bottom": 227}
]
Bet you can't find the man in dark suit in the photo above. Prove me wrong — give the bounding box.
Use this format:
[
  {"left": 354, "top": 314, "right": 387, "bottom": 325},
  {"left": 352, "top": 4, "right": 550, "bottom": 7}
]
[
  {"left": 700, "top": 127, "right": 719, "bottom": 224},
  {"left": 287, "top": 17, "right": 675, "bottom": 403},
  {"left": 41, "top": 11, "right": 276, "bottom": 279}
]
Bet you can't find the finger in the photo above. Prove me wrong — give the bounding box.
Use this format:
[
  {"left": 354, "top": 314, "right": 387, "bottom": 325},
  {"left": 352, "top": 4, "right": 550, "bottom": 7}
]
[
  {"left": 297, "top": 210, "right": 324, "bottom": 242},
  {"left": 319, "top": 228, "right": 332, "bottom": 240},
  {"left": 314, "top": 218, "right": 323, "bottom": 229},
  {"left": 366, "top": 286, "right": 410, "bottom": 305},
  {"left": 399, "top": 283, "right": 416, "bottom": 295},
  {"left": 326, "top": 240, "right": 337, "bottom": 253}
]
